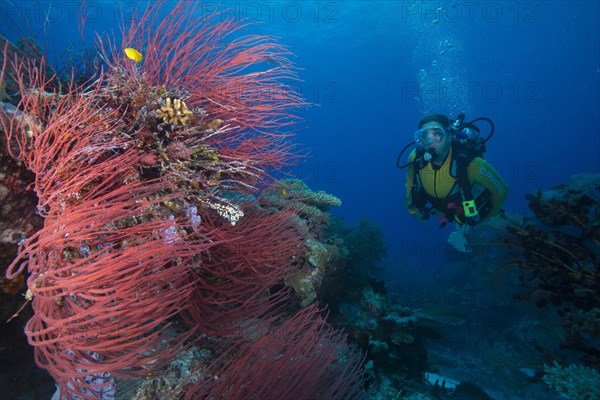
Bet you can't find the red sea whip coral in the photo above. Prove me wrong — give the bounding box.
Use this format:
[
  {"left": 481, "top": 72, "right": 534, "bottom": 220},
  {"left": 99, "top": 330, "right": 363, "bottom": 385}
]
[
  {"left": 1, "top": 53, "right": 216, "bottom": 397},
  {"left": 2, "top": 2, "right": 364, "bottom": 399},
  {"left": 185, "top": 304, "right": 366, "bottom": 400},
  {"left": 102, "top": 1, "right": 304, "bottom": 173}
]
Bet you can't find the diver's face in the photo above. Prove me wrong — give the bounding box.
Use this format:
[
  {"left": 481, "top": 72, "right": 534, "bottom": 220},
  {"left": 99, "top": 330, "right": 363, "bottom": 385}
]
[{"left": 421, "top": 122, "right": 450, "bottom": 153}]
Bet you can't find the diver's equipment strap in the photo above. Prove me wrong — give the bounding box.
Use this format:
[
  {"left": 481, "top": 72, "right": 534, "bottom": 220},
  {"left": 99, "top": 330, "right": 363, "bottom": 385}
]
[{"left": 411, "top": 171, "right": 426, "bottom": 210}]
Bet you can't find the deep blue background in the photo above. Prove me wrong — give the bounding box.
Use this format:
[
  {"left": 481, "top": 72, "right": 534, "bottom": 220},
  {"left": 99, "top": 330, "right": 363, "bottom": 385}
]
[
  {"left": 2, "top": 1, "right": 599, "bottom": 276},
  {"left": 252, "top": 1, "right": 600, "bottom": 274}
]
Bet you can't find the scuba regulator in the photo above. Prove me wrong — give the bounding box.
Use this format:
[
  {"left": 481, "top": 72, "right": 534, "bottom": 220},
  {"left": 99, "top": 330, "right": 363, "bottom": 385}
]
[{"left": 396, "top": 112, "right": 495, "bottom": 170}]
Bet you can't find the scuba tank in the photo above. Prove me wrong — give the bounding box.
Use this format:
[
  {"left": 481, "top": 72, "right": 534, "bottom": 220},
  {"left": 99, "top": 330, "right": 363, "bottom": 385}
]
[{"left": 449, "top": 113, "right": 493, "bottom": 157}]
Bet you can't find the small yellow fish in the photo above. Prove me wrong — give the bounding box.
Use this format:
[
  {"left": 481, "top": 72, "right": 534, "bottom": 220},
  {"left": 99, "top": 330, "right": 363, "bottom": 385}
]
[
  {"left": 124, "top": 47, "right": 143, "bottom": 63},
  {"left": 282, "top": 189, "right": 288, "bottom": 197}
]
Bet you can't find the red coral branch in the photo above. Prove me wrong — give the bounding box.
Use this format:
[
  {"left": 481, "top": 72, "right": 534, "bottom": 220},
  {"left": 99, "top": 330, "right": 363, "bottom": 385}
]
[
  {"left": 6, "top": 181, "right": 222, "bottom": 398},
  {"left": 1, "top": 55, "right": 140, "bottom": 217},
  {"left": 183, "top": 202, "right": 304, "bottom": 339},
  {"left": 185, "top": 304, "right": 366, "bottom": 400},
  {"left": 100, "top": 1, "right": 306, "bottom": 172}
]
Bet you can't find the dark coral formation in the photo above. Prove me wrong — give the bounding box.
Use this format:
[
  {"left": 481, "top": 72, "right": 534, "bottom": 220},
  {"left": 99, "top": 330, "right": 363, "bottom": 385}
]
[{"left": 502, "top": 175, "right": 599, "bottom": 365}]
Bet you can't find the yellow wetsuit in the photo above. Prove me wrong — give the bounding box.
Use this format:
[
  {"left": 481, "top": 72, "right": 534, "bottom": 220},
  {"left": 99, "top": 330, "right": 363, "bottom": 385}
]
[{"left": 405, "top": 146, "right": 509, "bottom": 224}]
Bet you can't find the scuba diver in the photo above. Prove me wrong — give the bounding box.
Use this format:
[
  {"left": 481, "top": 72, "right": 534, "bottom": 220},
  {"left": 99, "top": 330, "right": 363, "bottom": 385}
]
[{"left": 397, "top": 113, "right": 508, "bottom": 230}]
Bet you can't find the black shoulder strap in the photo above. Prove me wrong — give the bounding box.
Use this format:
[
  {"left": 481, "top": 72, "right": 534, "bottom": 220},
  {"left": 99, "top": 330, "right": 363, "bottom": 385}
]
[
  {"left": 453, "top": 144, "right": 475, "bottom": 201},
  {"left": 409, "top": 161, "right": 431, "bottom": 214},
  {"left": 412, "top": 165, "right": 423, "bottom": 196}
]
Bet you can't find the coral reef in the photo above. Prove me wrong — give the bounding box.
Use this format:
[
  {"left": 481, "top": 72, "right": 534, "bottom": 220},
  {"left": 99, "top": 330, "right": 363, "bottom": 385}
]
[
  {"left": 0, "top": 100, "right": 41, "bottom": 245},
  {"left": 266, "top": 178, "right": 342, "bottom": 227},
  {"left": 320, "top": 217, "right": 388, "bottom": 305},
  {"left": 262, "top": 178, "right": 344, "bottom": 306},
  {"left": 284, "top": 237, "right": 344, "bottom": 306},
  {"left": 543, "top": 361, "right": 600, "bottom": 400},
  {"left": 128, "top": 347, "right": 211, "bottom": 400},
  {"left": 179, "top": 305, "right": 365, "bottom": 400},
  {"left": 0, "top": 3, "right": 365, "bottom": 399},
  {"left": 337, "top": 287, "right": 441, "bottom": 380},
  {"left": 0, "top": 33, "right": 58, "bottom": 98},
  {"left": 499, "top": 175, "right": 599, "bottom": 364}
]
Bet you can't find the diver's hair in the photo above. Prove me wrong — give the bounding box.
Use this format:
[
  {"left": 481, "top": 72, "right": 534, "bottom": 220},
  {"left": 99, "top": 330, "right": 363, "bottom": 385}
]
[{"left": 418, "top": 114, "right": 452, "bottom": 130}]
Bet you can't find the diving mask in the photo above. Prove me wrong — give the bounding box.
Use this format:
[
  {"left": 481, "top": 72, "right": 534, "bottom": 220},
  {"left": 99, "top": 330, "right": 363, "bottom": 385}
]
[{"left": 414, "top": 126, "right": 446, "bottom": 147}]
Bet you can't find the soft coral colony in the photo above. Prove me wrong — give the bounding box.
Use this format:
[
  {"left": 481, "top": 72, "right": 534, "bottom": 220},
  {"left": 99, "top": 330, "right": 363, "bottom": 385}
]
[{"left": 0, "top": 2, "right": 365, "bottom": 399}]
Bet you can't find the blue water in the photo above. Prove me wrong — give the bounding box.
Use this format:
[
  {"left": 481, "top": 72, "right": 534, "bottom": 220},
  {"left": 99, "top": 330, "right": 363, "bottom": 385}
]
[{"left": 251, "top": 1, "right": 600, "bottom": 272}]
